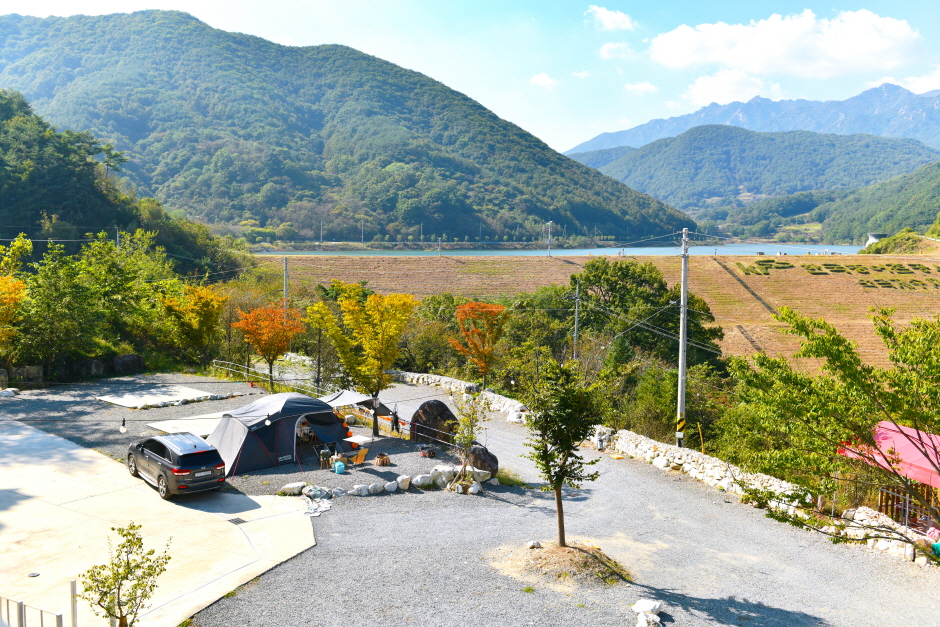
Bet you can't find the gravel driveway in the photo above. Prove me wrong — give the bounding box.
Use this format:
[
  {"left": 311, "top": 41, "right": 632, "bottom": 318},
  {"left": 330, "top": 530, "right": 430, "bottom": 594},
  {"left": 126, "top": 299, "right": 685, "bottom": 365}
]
[{"left": 4, "top": 376, "right": 938, "bottom": 626}]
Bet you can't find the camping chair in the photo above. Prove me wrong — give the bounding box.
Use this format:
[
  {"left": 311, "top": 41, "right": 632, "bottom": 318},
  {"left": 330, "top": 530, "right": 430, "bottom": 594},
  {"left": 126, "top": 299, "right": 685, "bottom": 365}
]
[{"left": 346, "top": 447, "right": 369, "bottom": 470}]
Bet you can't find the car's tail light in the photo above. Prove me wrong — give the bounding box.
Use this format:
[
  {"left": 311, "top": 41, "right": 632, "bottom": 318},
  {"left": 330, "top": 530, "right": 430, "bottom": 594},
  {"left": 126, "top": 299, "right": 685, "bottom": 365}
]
[
  {"left": 218, "top": 477, "right": 225, "bottom": 482},
  {"left": 171, "top": 468, "right": 190, "bottom": 476},
  {"left": 178, "top": 485, "right": 188, "bottom": 489},
  {"left": 215, "top": 462, "right": 225, "bottom": 473}
]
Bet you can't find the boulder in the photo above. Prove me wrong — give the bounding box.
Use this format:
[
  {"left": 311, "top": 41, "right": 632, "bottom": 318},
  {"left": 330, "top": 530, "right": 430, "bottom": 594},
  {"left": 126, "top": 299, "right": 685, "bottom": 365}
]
[
  {"left": 384, "top": 481, "right": 399, "bottom": 493},
  {"left": 302, "top": 485, "right": 330, "bottom": 499},
  {"left": 506, "top": 411, "right": 525, "bottom": 424},
  {"left": 466, "top": 466, "right": 492, "bottom": 482},
  {"left": 468, "top": 481, "right": 482, "bottom": 495},
  {"left": 331, "top": 487, "right": 346, "bottom": 498},
  {"left": 412, "top": 474, "right": 433, "bottom": 488},
  {"left": 368, "top": 483, "right": 384, "bottom": 495},
  {"left": 631, "top": 599, "right": 663, "bottom": 615},
  {"left": 488, "top": 477, "right": 500, "bottom": 486},
  {"left": 351, "top": 484, "right": 369, "bottom": 497},
  {"left": 278, "top": 482, "right": 306, "bottom": 496},
  {"left": 409, "top": 400, "right": 455, "bottom": 443},
  {"left": 0, "top": 390, "right": 15, "bottom": 398},
  {"left": 652, "top": 456, "right": 670, "bottom": 470},
  {"left": 432, "top": 465, "right": 457, "bottom": 483},
  {"left": 465, "top": 444, "right": 499, "bottom": 476},
  {"left": 636, "top": 613, "right": 661, "bottom": 627},
  {"left": 396, "top": 475, "right": 411, "bottom": 490},
  {"left": 113, "top": 354, "right": 145, "bottom": 375},
  {"left": 527, "top": 541, "right": 542, "bottom": 549}
]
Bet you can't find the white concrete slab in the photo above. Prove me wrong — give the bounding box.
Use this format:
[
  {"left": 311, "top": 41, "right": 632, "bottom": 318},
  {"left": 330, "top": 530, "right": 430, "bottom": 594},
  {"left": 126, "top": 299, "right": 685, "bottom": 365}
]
[
  {"left": 147, "top": 413, "right": 225, "bottom": 438},
  {"left": 0, "top": 418, "right": 315, "bottom": 627},
  {"left": 96, "top": 385, "right": 214, "bottom": 408}
]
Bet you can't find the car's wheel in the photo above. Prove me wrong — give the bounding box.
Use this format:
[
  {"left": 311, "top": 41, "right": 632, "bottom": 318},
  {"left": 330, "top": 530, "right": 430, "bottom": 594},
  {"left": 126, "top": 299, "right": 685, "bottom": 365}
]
[
  {"left": 127, "top": 455, "right": 138, "bottom": 477},
  {"left": 158, "top": 475, "right": 172, "bottom": 500}
]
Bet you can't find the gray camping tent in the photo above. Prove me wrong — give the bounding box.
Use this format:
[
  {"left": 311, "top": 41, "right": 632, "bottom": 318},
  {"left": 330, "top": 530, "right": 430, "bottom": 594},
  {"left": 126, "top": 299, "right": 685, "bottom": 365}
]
[{"left": 206, "top": 393, "right": 350, "bottom": 475}]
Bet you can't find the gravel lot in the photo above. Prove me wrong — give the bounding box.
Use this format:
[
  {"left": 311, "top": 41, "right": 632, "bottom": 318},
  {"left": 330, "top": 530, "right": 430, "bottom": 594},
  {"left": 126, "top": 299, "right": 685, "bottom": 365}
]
[{"left": 4, "top": 375, "right": 939, "bottom": 626}]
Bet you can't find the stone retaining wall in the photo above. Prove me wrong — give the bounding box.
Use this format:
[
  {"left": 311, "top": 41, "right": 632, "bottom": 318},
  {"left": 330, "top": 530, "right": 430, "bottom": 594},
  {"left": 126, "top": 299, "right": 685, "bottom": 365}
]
[{"left": 389, "top": 371, "right": 527, "bottom": 414}]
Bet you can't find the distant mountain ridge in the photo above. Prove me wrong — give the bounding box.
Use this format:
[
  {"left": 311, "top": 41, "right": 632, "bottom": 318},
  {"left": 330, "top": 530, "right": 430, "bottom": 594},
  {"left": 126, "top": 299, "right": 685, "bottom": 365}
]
[
  {"left": 568, "top": 84, "right": 940, "bottom": 153},
  {"left": 0, "top": 11, "right": 692, "bottom": 241},
  {"left": 568, "top": 125, "right": 940, "bottom": 213}
]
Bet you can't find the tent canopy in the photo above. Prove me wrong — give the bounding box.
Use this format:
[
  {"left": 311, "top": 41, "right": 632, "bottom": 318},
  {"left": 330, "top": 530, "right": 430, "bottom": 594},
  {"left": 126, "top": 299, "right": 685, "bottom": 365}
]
[
  {"left": 318, "top": 390, "right": 372, "bottom": 408},
  {"left": 840, "top": 421, "right": 940, "bottom": 489},
  {"left": 207, "top": 392, "right": 349, "bottom": 475}
]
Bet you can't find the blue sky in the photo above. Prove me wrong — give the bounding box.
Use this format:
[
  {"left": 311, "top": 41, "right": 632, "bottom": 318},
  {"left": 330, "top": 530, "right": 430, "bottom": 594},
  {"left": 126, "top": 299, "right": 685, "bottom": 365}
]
[{"left": 13, "top": 1, "right": 940, "bottom": 151}]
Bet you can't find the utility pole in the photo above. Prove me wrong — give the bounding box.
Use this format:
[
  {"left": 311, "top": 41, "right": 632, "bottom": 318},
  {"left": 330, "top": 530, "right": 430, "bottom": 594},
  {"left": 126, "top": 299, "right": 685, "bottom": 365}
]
[
  {"left": 573, "top": 279, "right": 580, "bottom": 360},
  {"left": 437, "top": 237, "right": 442, "bottom": 256},
  {"left": 479, "top": 223, "right": 482, "bottom": 242},
  {"left": 361, "top": 220, "right": 364, "bottom": 243},
  {"left": 547, "top": 220, "right": 553, "bottom": 257},
  {"left": 319, "top": 220, "right": 323, "bottom": 244},
  {"left": 675, "top": 227, "right": 689, "bottom": 447},
  {"left": 420, "top": 222, "right": 423, "bottom": 244},
  {"left": 282, "top": 256, "right": 288, "bottom": 310}
]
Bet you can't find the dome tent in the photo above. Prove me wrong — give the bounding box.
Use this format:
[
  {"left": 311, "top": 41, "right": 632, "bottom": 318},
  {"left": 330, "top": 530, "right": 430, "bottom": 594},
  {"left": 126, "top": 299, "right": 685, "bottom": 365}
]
[{"left": 207, "top": 393, "right": 351, "bottom": 475}]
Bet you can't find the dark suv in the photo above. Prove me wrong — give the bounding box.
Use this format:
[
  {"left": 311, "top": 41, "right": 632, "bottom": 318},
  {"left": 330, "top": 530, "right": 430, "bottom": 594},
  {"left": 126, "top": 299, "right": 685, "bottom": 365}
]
[{"left": 127, "top": 433, "right": 226, "bottom": 499}]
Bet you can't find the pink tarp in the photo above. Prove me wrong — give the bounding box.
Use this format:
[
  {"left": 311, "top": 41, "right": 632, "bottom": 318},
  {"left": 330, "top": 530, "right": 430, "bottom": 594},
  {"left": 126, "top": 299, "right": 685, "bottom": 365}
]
[{"left": 840, "top": 421, "right": 940, "bottom": 489}]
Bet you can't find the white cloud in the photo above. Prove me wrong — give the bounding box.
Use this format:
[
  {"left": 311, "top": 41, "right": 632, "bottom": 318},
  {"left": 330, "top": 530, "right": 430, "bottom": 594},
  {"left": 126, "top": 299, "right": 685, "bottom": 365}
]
[
  {"left": 586, "top": 6, "right": 636, "bottom": 31},
  {"left": 599, "top": 42, "right": 631, "bottom": 60},
  {"left": 650, "top": 10, "right": 920, "bottom": 79},
  {"left": 870, "top": 65, "right": 940, "bottom": 93},
  {"left": 682, "top": 69, "right": 784, "bottom": 107},
  {"left": 623, "top": 81, "right": 658, "bottom": 94},
  {"left": 572, "top": 70, "right": 591, "bottom": 78},
  {"left": 530, "top": 73, "right": 559, "bottom": 88}
]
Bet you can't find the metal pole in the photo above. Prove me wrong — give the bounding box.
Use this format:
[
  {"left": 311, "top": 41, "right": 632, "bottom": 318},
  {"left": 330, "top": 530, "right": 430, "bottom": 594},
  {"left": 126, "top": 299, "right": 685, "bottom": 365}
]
[
  {"left": 283, "top": 257, "right": 288, "bottom": 309},
  {"left": 676, "top": 227, "right": 689, "bottom": 447},
  {"left": 547, "top": 221, "right": 553, "bottom": 257},
  {"left": 361, "top": 220, "right": 364, "bottom": 243},
  {"left": 70, "top": 580, "right": 78, "bottom": 627},
  {"left": 420, "top": 223, "right": 423, "bottom": 244},
  {"left": 56, "top": 613, "right": 64, "bottom": 627},
  {"left": 437, "top": 238, "right": 441, "bottom": 256},
  {"left": 573, "top": 279, "right": 580, "bottom": 360},
  {"left": 319, "top": 220, "right": 323, "bottom": 244},
  {"left": 16, "top": 601, "right": 24, "bottom": 627}
]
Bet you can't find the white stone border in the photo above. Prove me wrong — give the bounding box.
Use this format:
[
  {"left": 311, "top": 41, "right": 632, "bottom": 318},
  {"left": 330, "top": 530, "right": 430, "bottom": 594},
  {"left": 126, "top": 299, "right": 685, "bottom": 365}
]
[{"left": 389, "top": 371, "right": 528, "bottom": 414}]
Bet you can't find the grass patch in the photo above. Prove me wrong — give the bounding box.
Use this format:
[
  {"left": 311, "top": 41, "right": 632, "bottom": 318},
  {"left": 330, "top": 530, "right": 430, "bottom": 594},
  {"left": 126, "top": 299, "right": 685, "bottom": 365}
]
[
  {"left": 223, "top": 589, "right": 237, "bottom": 598},
  {"left": 522, "top": 586, "right": 535, "bottom": 593},
  {"left": 176, "top": 620, "right": 193, "bottom": 627},
  {"left": 496, "top": 467, "right": 527, "bottom": 488}
]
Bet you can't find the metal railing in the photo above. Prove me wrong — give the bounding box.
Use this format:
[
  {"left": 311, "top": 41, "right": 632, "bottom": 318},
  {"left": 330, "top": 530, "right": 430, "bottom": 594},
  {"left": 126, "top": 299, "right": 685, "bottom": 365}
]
[
  {"left": 211, "top": 360, "right": 336, "bottom": 397},
  {"left": 1, "top": 596, "right": 64, "bottom": 627}
]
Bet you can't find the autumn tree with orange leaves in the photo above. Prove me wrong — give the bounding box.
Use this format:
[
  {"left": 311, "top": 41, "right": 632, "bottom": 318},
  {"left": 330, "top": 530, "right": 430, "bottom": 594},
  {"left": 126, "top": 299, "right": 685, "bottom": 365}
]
[
  {"left": 0, "top": 276, "right": 27, "bottom": 361},
  {"left": 448, "top": 302, "right": 510, "bottom": 388},
  {"left": 232, "top": 305, "right": 305, "bottom": 391}
]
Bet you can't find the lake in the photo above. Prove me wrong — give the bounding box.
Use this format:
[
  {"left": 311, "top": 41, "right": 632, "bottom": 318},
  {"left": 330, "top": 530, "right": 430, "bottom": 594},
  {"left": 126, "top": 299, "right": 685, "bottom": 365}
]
[{"left": 257, "top": 243, "right": 862, "bottom": 257}]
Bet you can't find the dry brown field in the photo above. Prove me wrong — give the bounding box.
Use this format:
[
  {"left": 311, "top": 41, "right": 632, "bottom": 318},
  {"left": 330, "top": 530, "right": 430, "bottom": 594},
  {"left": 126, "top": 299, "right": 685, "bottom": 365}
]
[{"left": 264, "top": 249, "right": 940, "bottom": 366}]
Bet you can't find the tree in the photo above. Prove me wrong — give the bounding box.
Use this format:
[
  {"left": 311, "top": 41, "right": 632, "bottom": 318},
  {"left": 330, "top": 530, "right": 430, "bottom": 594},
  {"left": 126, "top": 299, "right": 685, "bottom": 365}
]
[
  {"left": 79, "top": 522, "right": 171, "bottom": 627},
  {"left": 521, "top": 356, "right": 600, "bottom": 547},
  {"left": 306, "top": 281, "right": 417, "bottom": 436},
  {"left": 725, "top": 306, "right": 940, "bottom": 544},
  {"left": 449, "top": 391, "right": 490, "bottom": 489},
  {"left": 162, "top": 284, "right": 228, "bottom": 367},
  {"left": 0, "top": 234, "right": 33, "bottom": 276},
  {"left": 448, "top": 302, "right": 510, "bottom": 388},
  {"left": 231, "top": 305, "right": 305, "bottom": 391},
  {"left": 0, "top": 275, "right": 26, "bottom": 361}
]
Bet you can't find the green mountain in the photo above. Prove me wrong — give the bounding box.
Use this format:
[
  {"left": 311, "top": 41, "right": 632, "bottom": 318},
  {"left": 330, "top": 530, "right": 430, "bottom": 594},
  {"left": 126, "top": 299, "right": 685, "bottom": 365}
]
[
  {"left": 0, "top": 89, "right": 243, "bottom": 273},
  {"left": 812, "top": 161, "right": 940, "bottom": 243},
  {"left": 0, "top": 11, "right": 692, "bottom": 242},
  {"left": 571, "top": 125, "right": 940, "bottom": 215},
  {"left": 566, "top": 145, "right": 635, "bottom": 169}
]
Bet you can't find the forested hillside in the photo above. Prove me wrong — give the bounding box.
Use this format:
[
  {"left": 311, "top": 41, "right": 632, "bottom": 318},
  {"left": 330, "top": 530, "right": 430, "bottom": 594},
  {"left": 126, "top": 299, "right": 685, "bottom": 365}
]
[
  {"left": 568, "top": 83, "right": 940, "bottom": 152},
  {"left": 812, "top": 161, "right": 940, "bottom": 243},
  {"left": 566, "top": 145, "right": 635, "bottom": 169},
  {"left": 572, "top": 125, "right": 939, "bottom": 214},
  {"left": 0, "top": 11, "right": 692, "bottom": 242},
  {"left": 0, "top": 89, "right": 245, "bottom": 273}
]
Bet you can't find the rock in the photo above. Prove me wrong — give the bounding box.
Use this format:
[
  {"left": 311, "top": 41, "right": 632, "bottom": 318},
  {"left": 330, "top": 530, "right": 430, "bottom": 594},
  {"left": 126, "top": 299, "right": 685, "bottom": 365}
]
[
  {"left": 396, "top": 475, "right": 411, "bottom": 490},
  {"left": 527, "top": 541, "right": 542, "bottom": 549},
  {"left": 506, "top": 411, "right": 525, "bottom": 423},
  {"left": 344, "top": 414, "right": 357, "bottom": 426},
  {"left": 113, "top": 354, "right": 145, "bottom": 375},
  {"left": 488, "top": 477, "right": 500, "bottom": 485},
  {"left": 452, "top": 483, "right": 464, "bottom": 494},
  {"left": 466, "top": 466, "right": 492, "bottom": 482},
  {"left": 652, "top": 456, "right": 670, "bottom": 470},
  {"left": 915, "top": 555, "right": 930, "bottom": 566},
  {"left": 841, "top": 508, "right": 856, "bottom": 520},
  {"left": 331, "top": 487, "right": 346, "bottom": 498},
  {"left": 384, "top": 481, "right": 399, "bottom": 493},
  {"left": 435, "top": 474, "right": 449, "bottom": 489},
  {"left": 351, "top": 484, "right": 369, "bottom": 496},
  {"left": 468, "top": 481, "right": 481, "bottom": 494},
  {"left": 0, "top": 390, "right": 15, "bottom": 397},
  {"left": 432, "top": 464, "right": 457, "bottom": 483},
  {"left": 631, "top": 599, "right": 664, "bottom": 615},
  {"left": 465, "top": 444, "right": 499, "bottom": 475},
  {"left": 409, "top": 400, "right": 456, "bottom": 443},
  {"left": 368, "top": 483, "right": 385, "bottom": 495},
  {"left": 412, "top": 474, "right": 433, "bottom": 488},
  {"left": 278, "top": 482, "right": 306, "bottom": 496},
  {"left": 302, "top": 485, "right": 330, "bottom": 499}
]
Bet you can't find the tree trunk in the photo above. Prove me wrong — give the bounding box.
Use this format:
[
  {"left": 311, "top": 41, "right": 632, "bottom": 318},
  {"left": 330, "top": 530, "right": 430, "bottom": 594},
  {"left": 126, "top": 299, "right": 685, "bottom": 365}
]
[
  {"left": 268, "top": 360, "right": 275, "bottom": 393},
  {"left": 554, "top": 483, "right": 566, "bottom": 547},
  {"left": 372, "top": 395, "right": 379, "bottom": 437}
]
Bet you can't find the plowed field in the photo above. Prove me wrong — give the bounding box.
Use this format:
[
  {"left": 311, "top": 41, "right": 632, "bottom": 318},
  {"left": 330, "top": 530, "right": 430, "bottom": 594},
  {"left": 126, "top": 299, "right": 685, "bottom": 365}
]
[{"left": 265, "top": 252, "right": 940, "bottom": 366}]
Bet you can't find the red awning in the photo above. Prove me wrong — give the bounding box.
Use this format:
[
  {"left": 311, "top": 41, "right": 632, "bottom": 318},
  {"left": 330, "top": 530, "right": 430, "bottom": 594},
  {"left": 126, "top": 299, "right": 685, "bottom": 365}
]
[{"left": 840, "top": 421, "right": 940, "bottom": 489}]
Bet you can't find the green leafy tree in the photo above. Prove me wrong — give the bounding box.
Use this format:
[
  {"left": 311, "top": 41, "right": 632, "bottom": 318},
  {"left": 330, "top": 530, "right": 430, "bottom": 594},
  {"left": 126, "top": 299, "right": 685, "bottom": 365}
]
[
  {"left": 724, "top": 306, "right": 940, "bottom": 539},
  {"left": 521, "top": 356, "right": 600, "bottom": 547},
  {"left": 79, "top": 522, "right": 171, "bottom": 627}
]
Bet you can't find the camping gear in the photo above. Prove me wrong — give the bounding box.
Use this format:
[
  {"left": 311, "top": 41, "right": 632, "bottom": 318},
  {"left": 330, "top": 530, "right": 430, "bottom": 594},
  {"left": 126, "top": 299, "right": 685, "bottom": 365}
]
[
  {"left": 421, "top": 449, "right": 436, "bottom": 458},
  {"left": 333, "top": 461, "right": 345, "bottom": 474},
  {"left": 207, "top": 393, "right": 350, "bottom": 476},
  {"left": 375, "top": 452, "right": 390, "bottom": 466}
]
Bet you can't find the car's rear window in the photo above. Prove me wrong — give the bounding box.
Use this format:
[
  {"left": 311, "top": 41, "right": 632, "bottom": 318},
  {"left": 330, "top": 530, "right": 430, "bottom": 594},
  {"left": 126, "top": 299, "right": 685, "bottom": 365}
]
[{"left": 177, "top": 451, "right": 222, "bottom": 467}]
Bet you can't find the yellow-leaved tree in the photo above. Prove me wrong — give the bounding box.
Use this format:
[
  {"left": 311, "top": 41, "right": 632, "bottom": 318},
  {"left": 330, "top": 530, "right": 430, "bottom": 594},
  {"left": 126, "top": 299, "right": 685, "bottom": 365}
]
[
  {"left": 0, "top": 275, "right": 27, "bottom": 360},
  {"left": 162, "top": 284, "right": 228, "bottom": 367},
  {"left": 306, "top": 281, "right": 417, "bottom": 436}
]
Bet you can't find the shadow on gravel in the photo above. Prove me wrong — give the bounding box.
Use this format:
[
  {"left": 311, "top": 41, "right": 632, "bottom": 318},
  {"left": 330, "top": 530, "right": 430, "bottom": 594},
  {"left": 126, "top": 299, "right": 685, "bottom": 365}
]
[{"left": 632, "top": 584, "right": 833, "bottom": 626}]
